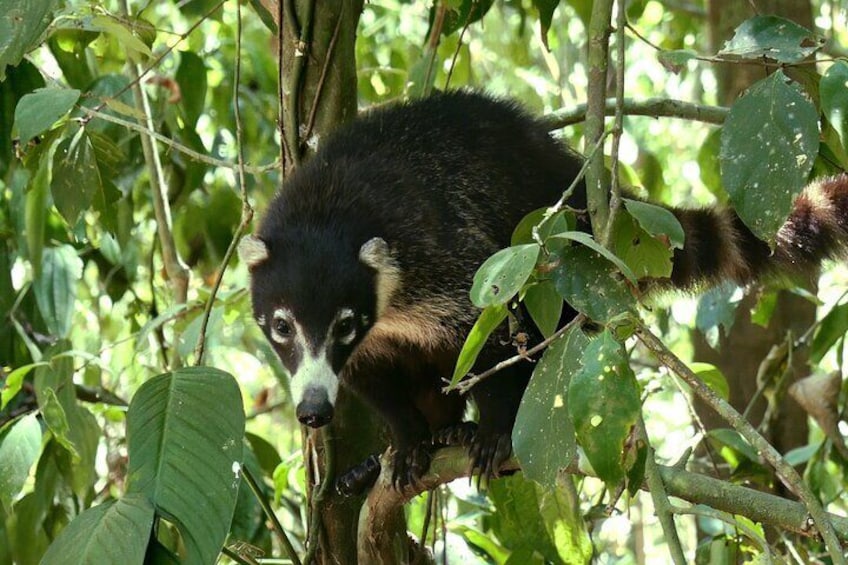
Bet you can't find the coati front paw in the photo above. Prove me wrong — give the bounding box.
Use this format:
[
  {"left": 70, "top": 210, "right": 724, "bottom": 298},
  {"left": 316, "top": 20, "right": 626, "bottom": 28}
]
[
  {"left": 391, "top": 443, "right": 432, "bottom": 490},
  {"left": 336, "top": 454, "right": 381, "bottom": 497},
  {"left": 432, "top": 421, "right": 478, "bottom": 447},
  {"left": 469, "top": 432, "right": 513, "bottom": 485}
]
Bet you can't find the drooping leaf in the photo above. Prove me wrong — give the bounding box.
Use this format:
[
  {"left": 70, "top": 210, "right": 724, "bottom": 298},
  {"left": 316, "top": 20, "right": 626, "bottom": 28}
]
[
  {"left": 523, "top": 281, "right": 562, "bottom": 338},
  {"left": 441, "top": 0, "right": 496, "bottom": 36},
  {"left": 40, "top": 494, "right": 155, "bottom": 565},
  {"left": 13, "top": 88, "right": 80, "bottom": 145},
  {"left": 690, "top": 362, "right": 730, "bottom": 401},
  {"left": 569, "top": 331, "right": 641, "bottom": 486},
  {"left": 718, "top": 15, "right": 823, "bottom": 63},
  {"left": 622, "top": 199, "right": 684, "bottom": 249},
  {"left": 610, "top": 211, "right": 675, "bottom": 280},
  {"left": 811, "top": 302, "right": 848, "bottom": 364},
  {"left": 450, "top": 304, "right": 508, "bottom": 386},
  {"left": 0, "top": 414, "right": 42, "bottom": 512},
  {"left": 126, "top": 367, "right": 245, "bottom": 565},
  {"left": 719, "top": 71, "right": 818, "bottom": 243},
  {"left": 0, "top": 0, "right": 59, "bottom": 80},
  {"left": 175, "top": 51, "right": 208, "bottom": 128},
  {"left": 513, "top": 325, "right": 588, "bottom": 488},
  {"left": 551, "top": 245, "right": 636, "bottom": 323},
  {"left": 470, "top": 244, "right": 540, "bottom": 308},
  {"left": 821, "top": 61, "right": 848, "bottom": 153},
  {"left": 538, "top": 477, "right": 593, "bottom": 563},
  {"left": 695, "top": 282, "right": 741, "bottom": 349},
  {"left": 533, "top": 0, "right": 560, "bottom": 50},
  {"left": 32, "top": 245, "right": 83, "bottom": 339},
  {"left": 488, "top": 474, "right": 561, "bottom": 562},
  {"left": 51, "top": 128, "right": 103, "bottom": 226}
]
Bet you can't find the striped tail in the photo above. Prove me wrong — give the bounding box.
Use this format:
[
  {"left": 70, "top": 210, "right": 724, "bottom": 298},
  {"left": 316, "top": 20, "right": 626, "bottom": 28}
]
[{"left": 667, "top": 174, "right": 848, "bottom": 289}]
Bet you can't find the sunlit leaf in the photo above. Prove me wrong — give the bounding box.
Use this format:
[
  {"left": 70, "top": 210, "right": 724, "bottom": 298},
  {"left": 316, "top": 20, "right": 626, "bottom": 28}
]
[
  {"left": 13, "top": 88, "right": 80, "bottom": 145},
  {"left": 450, "top": 304, "right": 508, "bottom": 386},
  {"left": 471, "top": 244, "right": 540, "bottom": 308},
  {"left": 0, "top": 414, "right": 42, "bottom": 512}
]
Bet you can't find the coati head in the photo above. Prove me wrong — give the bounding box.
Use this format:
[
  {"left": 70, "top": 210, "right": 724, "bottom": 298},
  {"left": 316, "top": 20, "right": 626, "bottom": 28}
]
[{"left": 239, "top": 230, "right": 399, "bottom": 428}]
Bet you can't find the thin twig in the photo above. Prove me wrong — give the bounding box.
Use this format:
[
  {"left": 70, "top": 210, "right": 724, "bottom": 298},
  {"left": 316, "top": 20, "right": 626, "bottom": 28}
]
[
  {"left": 444, "top": 18, "right": 471, "bottom": 89},
  {"left": 545, "top": 97, "right": 729, "bottom": 129},
  {"left": 449, "top": 314, "right": 586, "bottom": 395},
  {"left": 635, "top": 319, "right": 846, "bottom": 565},
  {"left": 241, "top": 465, "right": 302, "bottom": 565},
  {"left": 193, "top": 0, "right": 254, "bottom": 364}
]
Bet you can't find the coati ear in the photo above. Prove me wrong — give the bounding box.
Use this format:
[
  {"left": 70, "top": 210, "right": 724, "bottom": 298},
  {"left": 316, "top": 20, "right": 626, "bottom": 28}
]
[
  {"left": 359, "top": 237, "right": 401, "bottom": 316},
  {"left": 238, "top": 234, "right": 270, "bottom": 268}
]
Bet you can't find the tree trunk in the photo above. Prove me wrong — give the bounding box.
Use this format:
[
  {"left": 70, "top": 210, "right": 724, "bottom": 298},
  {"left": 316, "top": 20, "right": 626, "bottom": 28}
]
[
  {"left": 699, "top": 0, "right": 813, "bottom": 471},
  {"left": 260, "top": 2, "right": 407, "bottom": 562}
]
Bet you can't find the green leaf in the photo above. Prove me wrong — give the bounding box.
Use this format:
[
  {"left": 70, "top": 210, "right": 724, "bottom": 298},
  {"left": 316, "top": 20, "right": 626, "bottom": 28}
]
[
  {"left": 622, "top": 199, "right": 684, "bottom": 249},
  {"left": 175, "top": 51, "right": 208, "bottom": 128},
  {"left": 13, "top": 88, "right": 80, "bottom": 145},
  {"left": 126, "top": 367, "right": 245, "bottom": 565},
  {"left": 52, "top": 128, "right": 103, "bottom": 226},
  {"left": 551, "top": 245, "right": 636, "bottom": 323},
  {"left": 450, "top": 304, "right": 508, "bottom": 386},
  {"left": 718, "top": 15, "right": 823, "bottom": 63},
  {"left": 538, "top": 477, "right": 593, "bottom": 563},
  {"left": 40, "top": 387, "right": 77, "bottom": 458},
  {"left": 25, "top": 145, "right": 51, "bottom": 275},
  {"left": 513, "top": 325, "right": 588, "bottom": 488},
  {"left": 0, "top": 0, "right": 59, "bottom": 80},
  {"left": 549, "top": 231, "right": 637, "bottom": 284},
  {"left": 658, "top": 49, "right": 697, "bottom": 74},
  {"left": 442, "top": 0, "right": 495, "bottom": 35},
  {"left": 488, "top": 474, "right": 560, "bottom": 561},
  {"left": 707, "top": 428, "right": 759, "bottom": 465},
  {"left": 533, "top": 0, "right": 560, "bottom": 50},
  {"left": 695, "top": 283, "right": 741, "bottom": 349},
  {"left": 470, "top": 244, "right": 540, "bottom": 308},
  {"left": 90, "top": 15, "right": 152, "bottom": 59},
  {"left": 511, "top": 208, "right": 573, "bottom": 247},
  {"left": 690, "top": 362, "right": 729, "bottom": 401},
  {"left": 523, "top": 281, "right": 562, "bottom": 338},
  {"left": 719, "top": 71, "right": 819, "bottom": 243},
  {"left": 41, "top": 494, "right": 155, "bottom": 565},
  {"left": 1, "top": 363, "right": 46, "bottom": 409},
  {"left": 569, "top": 331, "right": 641, "bottom": 486},
  {"left": 610, "top": 211, "right": 674, "bottom": 279},
  {"left": 821, "top": 61, "right": 848, "bottom": 153},
  {"left": 697, "top": 129, "right": 728, "bottom": 202},
  {"left": 811, "top": 302, "right": 848, "bottom": 364},
  {"left": 0, "top": 413, "right": 42, "bottom": 512},
  {"left": 33, "top": 245, "right": 83, "bottom": 339}
]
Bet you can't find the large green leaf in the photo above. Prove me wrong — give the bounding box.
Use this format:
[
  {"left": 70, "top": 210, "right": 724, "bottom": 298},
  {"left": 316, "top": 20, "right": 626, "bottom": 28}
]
[
  {"left": 718, "top": 15, "right": 823, "bottom": 63},
  {"left": 32, "top": 245, "right": 83, "bottom": 339},
  {"left": 175, "top": 51, "right": 207, "bottom": 128},
  {"left": 523, "top": 281, "right": 562, "bottom": 338},
  {"left": 513, "top": 325, "right": 588, "bottom": 488},
  {"left": 821, "top": 61, "right": 848, "bottom": 153},
  {"left": 610, "top": 211, "right": 675, "bottom": 279},
  {"left": 51, "top": 128, "right": 103, "bottom": 226},
  {"left": 811, "top": 302, "right": 848, "bottom": 364},
  {"left": 551, "top": 245, "right": 636, "bottom": 323},
  {"left": 719, "top": 71, "right": 819, "bottom": 243},
  {"left": 622, "top": 199, "right": 684, "bottom": 249},
  {"left": 488, "top": 474, "right": 561, "bottom": 562},
  {"left": 568, "top": 331, "right": 641, "bottom": 486},
  {"left": 40, "top": 494, "right": 155, "bottom": 565},
  {"left": 470, "top": 244, "right": 540, "bottom": 308},
  {"left": 0, "top": 414, "right": 42, "bottom": 512},
  {"left": 0, "top": 0, "right": 59, "bottom": 80},
  {"left": 13, "top": 88, "right": 80, "bottom": 145},
  {"left": 126, "top": 367, "right": 245, "bottom": 565}
]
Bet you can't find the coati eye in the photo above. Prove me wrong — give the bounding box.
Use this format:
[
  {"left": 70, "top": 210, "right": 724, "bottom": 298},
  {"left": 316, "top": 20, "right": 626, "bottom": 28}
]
[
  {"left": 270, "top": 308, "right": 295, "bottom": 344},
  {"left": 335, "top": 309, "right": 357, "bottom": 343}
]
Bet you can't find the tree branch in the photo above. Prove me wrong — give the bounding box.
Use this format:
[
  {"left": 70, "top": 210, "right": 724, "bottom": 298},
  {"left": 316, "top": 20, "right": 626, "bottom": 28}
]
[{"left": 544, "top": 97, "right": 729, "bottom": 130}]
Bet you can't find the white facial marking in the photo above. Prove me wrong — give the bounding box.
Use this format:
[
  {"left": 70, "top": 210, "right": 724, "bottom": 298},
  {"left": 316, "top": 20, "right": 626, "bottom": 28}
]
[
  {"left": 289, "top": 347, "right": 338, "bottom": 406},
  {"left": 256, "top": 314, "right": 267, "bottom": 327}
]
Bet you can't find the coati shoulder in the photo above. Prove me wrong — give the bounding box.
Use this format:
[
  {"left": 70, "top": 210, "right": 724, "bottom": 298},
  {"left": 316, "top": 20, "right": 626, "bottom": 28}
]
[{"left": 240, "top": 90, "right": 848, "bottom": 488}]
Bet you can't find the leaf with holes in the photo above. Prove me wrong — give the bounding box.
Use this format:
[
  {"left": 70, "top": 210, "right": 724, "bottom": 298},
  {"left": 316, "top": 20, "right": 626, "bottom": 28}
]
[
  {"left": 718, "top": 15, "right": 823, "bottom": 63},
  {"left": 470, "top": 244, "right": 539, "bottom": 308},
  {"left": 720, "top": 71, "right": 818, "bottom": 243},
  {"left": 569, "top": 331, "right": 641, "bottom": 486},
  {"left": 552, "top": 245, "right": 636, "bottom": 323}
]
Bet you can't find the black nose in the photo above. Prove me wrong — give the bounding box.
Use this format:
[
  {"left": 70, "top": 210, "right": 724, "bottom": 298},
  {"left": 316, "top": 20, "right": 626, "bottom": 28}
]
[{"left": 296, "top": 387, "right": 334, "bottom": 428}]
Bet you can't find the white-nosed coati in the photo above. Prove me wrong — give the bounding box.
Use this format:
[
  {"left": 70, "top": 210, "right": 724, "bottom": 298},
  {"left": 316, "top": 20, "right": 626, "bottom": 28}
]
[{"left": 240, "top": 90, "right": 848, "bottom": 490}]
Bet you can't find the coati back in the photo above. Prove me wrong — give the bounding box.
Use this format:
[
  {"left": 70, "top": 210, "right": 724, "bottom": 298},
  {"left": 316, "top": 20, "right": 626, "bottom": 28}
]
[{"left": 240, "top": 90, "right": 848, "bottom": 487}]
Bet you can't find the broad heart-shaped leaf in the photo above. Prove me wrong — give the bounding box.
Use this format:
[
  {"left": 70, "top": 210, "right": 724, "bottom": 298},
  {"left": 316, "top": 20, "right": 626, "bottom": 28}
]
[
  {"left": 720, "top": 71, "right": 819, "bottom": 243},
  {"left": 470, "top": 244, "right": 540, "bottom": 308},
  {"left": 622, "top": 199, "right": 684, "bottom": 249},
  {"left": 41, "top": 494, "right": 155, "bottom": 565},
  {"left": 450, "top": 304, "right": 507, "bottom": 386},
  {"left": 52, "top": 128, "right": 103, "bottom": 226},
  {"left": 513, "top": 325, "right": 588, "bottom": 489},
  {"left": 551, "top": 245, "right": 636, "bottom": 323},
  {"left": 32, "top": 245, "right": 83, "bottom": 339},
  {"left": 13, "top": 88, "right": 80, "bottom": 145},
  {"left": 718, "top": 15, "right": 823, "bottom": 63},
  {"left": 126, "top": 367, "right": 245, "bottom": 565},
  {"left": 0, "top": 0, "right": 59, "bottom": 80},
  {"left": 821, "top": 61, "right": 848, "bottom": 153},
  {"left": 568, "top": 331, "right": 641, "bottom": 486},
  {"left": 610, "top": 211, "right": 674, "bottom": 280},
  {"left": 0, "top": 413, "right": 42, "bottom": 512}
]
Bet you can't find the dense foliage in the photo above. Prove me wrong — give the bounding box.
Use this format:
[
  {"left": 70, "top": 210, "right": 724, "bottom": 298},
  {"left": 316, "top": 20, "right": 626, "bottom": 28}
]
[{"left": 1, "top": 0, "right": 848, "bottom": 563}]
